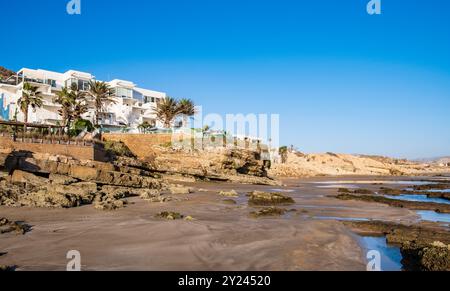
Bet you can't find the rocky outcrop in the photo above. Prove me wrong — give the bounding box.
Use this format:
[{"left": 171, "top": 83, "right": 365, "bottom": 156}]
[
  {"left": 380, "top": 187, "right": 450, "bottom": 201},
  {"left": 248, "top": 191, "right": 295, "bottom": 206},
  {"left": 2, "top": 149, "right": 279, "bottom": 187},
  {"left": 0, "top": 151, "right": 193, "bottom": 209},
  {"left": 249, "top": 207, "right": 287, "bottom": 218},
  {"left": 0, "top": 151, "right": 166, "bottom": 210},
  {"left": 402, "top": 241, "right": 450, "bottom": 271},
  {"left": 3, "top": 151, "right": 162, "bottom": 189},
  {"left": 221, "top": 149, "right": 267, "bottom": 177},
  {"left": 335, "top": 193, "right": 450, "bottom": 213},
  {"left": 155, "top": 212, "right": 185, "bottom": 220},
  {"left": 149, "top": 147, "right": 278, "bottom": 185},
  {"left": 344, "top": 221, "right": 450, "bottom": 271},
  {"left": 0, "top": 147, "right": 282, "bottom": 210},
  {"left": 0, "top": 218, "right": 31, "bottom": 235}
]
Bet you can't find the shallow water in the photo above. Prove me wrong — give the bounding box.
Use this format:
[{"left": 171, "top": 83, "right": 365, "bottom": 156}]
[
  {"left": 313, "top": 216, "right": 370, "bottom": 222},
  {"left": 384, "top": 194, "right": 450, "bottom": 205},
  {"left": 424, "top": 189, "right": 450, "bottom": 193},
  {"left": 416, "top": 211, "right": 450, "bottom": 223},
  {"left": 313, "top": 180, "right": 435, "bottom": 186},
  {"left": 404, "top": 187, "right": 450, "bottom": 193},
  {"left": 316, "top": 184, "right": 360, "bottom": 189},
  {"left": 269, "top": 189, "right": 296, "bottom": 193},
  {"left": 359, "top": 236, "right": 403, "bottom": 271}
]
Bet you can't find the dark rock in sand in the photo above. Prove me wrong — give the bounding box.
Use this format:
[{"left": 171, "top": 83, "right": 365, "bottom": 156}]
[
  {"left": 0, "top": 217, "right": 31, "bottom": 235},
  {"left": 401, "top": 241, "right": 450, "bottom": 271},
  {"left": 336, "top": 193, "right": 450, "bottom": 213},
  {"left": 250, "top": 207, "right": 287, "bottom": 218},
  {"left": 413, "top": 183, "right": 450, "bottom": 191},
  {"left": 344, "top": 221, "right": 450, "bottom": 246},
  {"left": 248, "top": 191, "right": 295, "bottom": 206},
  {"left": 338, "top": 188, "right": 375, "bottom": 195},
  {"left": 155, "top": 211, "right": 185, "bottom": 220},
  {"left": 380, "top": 187, "right": 450, "bottom": 201}
]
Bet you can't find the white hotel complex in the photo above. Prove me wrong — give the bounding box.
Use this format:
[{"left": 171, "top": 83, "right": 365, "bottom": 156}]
[{"left": 0, "top": 68, "right": 167, "bottom": 131}]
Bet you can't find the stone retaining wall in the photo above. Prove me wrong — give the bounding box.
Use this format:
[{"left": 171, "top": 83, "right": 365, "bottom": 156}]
[{"left": 0, "top": 136, "right": 106, "bottom": 161}]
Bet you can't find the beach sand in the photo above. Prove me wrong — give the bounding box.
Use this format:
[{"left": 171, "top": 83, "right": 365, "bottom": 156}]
[{"left": 0, "top": 176, "right": 422, "bottom": 271}]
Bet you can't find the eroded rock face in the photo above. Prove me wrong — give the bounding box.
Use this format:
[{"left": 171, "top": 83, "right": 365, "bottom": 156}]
[
  {"left": 221, "top": 149, "right": 267, "bottom": 177},
  {"left": 10, "top": 170, "right": 47, "bottom": 186},
  {"left": 49, "top": 174, "right": 79, "bottom": 185},
  {"left": 0, "top": 168, "right": 145, "bottom": 210},
  {"left": 0, "top": 149, "right": 278, "bottom": 211},
  {"left": 4, "top": 152, "right": 163, "bottom": 189},
  {"left": 248, "top": 191, "right": 295, "bottom": 206}
]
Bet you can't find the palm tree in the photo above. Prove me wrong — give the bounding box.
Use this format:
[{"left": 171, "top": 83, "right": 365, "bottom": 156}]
[
  {"left": 88, "top": 80, "right": 116, "bottom": 126},
  {"left": 71, "top": 84, "right": 88, "bottom": 121},
  {"left": 201, "top": 125, "right": 211, "bottom": 150},
  {"left": 137, "top": 121, "right": 151, "bottom": 134},
  {"left": 18, "top": 82, "right": 43, "bottom": 132},
  {"left": 177, "top": 98, "right": 196, "bottom": 128},
  {"left": 155, "top": 97, "right": 181, "bottom": 128},
  {"left": 53, "top": 84, "right": 88, "bottom": 133},
  {"left": 54, "top": 87, "right": 75, "bottom": 132}
]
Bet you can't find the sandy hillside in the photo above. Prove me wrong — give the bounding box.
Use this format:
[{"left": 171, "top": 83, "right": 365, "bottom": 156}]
[{"left": 269, "top": 152, "right": 450, "bottom": 177}]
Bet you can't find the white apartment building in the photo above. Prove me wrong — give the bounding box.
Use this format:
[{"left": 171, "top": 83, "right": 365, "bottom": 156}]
[{"left": 0, "top": 68, "right": 167, "bottom": 131}]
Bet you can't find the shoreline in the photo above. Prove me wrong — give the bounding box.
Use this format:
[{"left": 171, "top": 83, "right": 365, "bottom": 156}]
[{"left": 3, "top": 174, "right": 443, "bottom": 271}]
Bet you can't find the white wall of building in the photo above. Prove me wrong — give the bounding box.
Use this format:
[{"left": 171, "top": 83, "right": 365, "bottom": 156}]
[{"left": 0, "top": 68, "right": 167, "bottom": 130}]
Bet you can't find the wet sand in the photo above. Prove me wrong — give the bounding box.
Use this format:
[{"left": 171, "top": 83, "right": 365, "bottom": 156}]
[{"left": 0, "top": 176, "right": 430, "bottom": 271}]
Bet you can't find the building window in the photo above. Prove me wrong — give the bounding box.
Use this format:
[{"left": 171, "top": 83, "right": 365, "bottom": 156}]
[
  {"left": 46, "top": 79, "right": 56, "bottom": 87},
  {"left": 116, "top": 87, "right": 133, "bottom": 99},
  {"left": 78, "top": 80, "right": 90, "bottom": 91},
  {"left": 65, "top": 79, "right": 90, "bottom": 91}
]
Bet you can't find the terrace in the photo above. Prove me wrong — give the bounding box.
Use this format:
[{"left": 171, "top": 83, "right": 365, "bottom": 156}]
[{"left": 0, "top": 120, "right": 94, "bottom": 146}]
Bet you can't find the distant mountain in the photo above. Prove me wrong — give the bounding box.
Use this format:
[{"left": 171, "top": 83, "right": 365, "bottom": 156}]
[{"left": 0, "top": 66, "right": 15, "bottom": 80}]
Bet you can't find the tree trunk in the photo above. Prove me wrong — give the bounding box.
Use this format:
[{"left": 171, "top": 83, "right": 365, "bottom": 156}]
[
  {"left": 23, "top": 107, "right": 28, "bottom": 133},
  {"left": 95, "top": 107, "right": 99, "bottom": 127}
]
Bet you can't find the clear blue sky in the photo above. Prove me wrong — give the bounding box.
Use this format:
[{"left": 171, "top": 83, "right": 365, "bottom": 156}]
[{"left": 1, "top": 0, "right": 449, "bottom": 159}]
